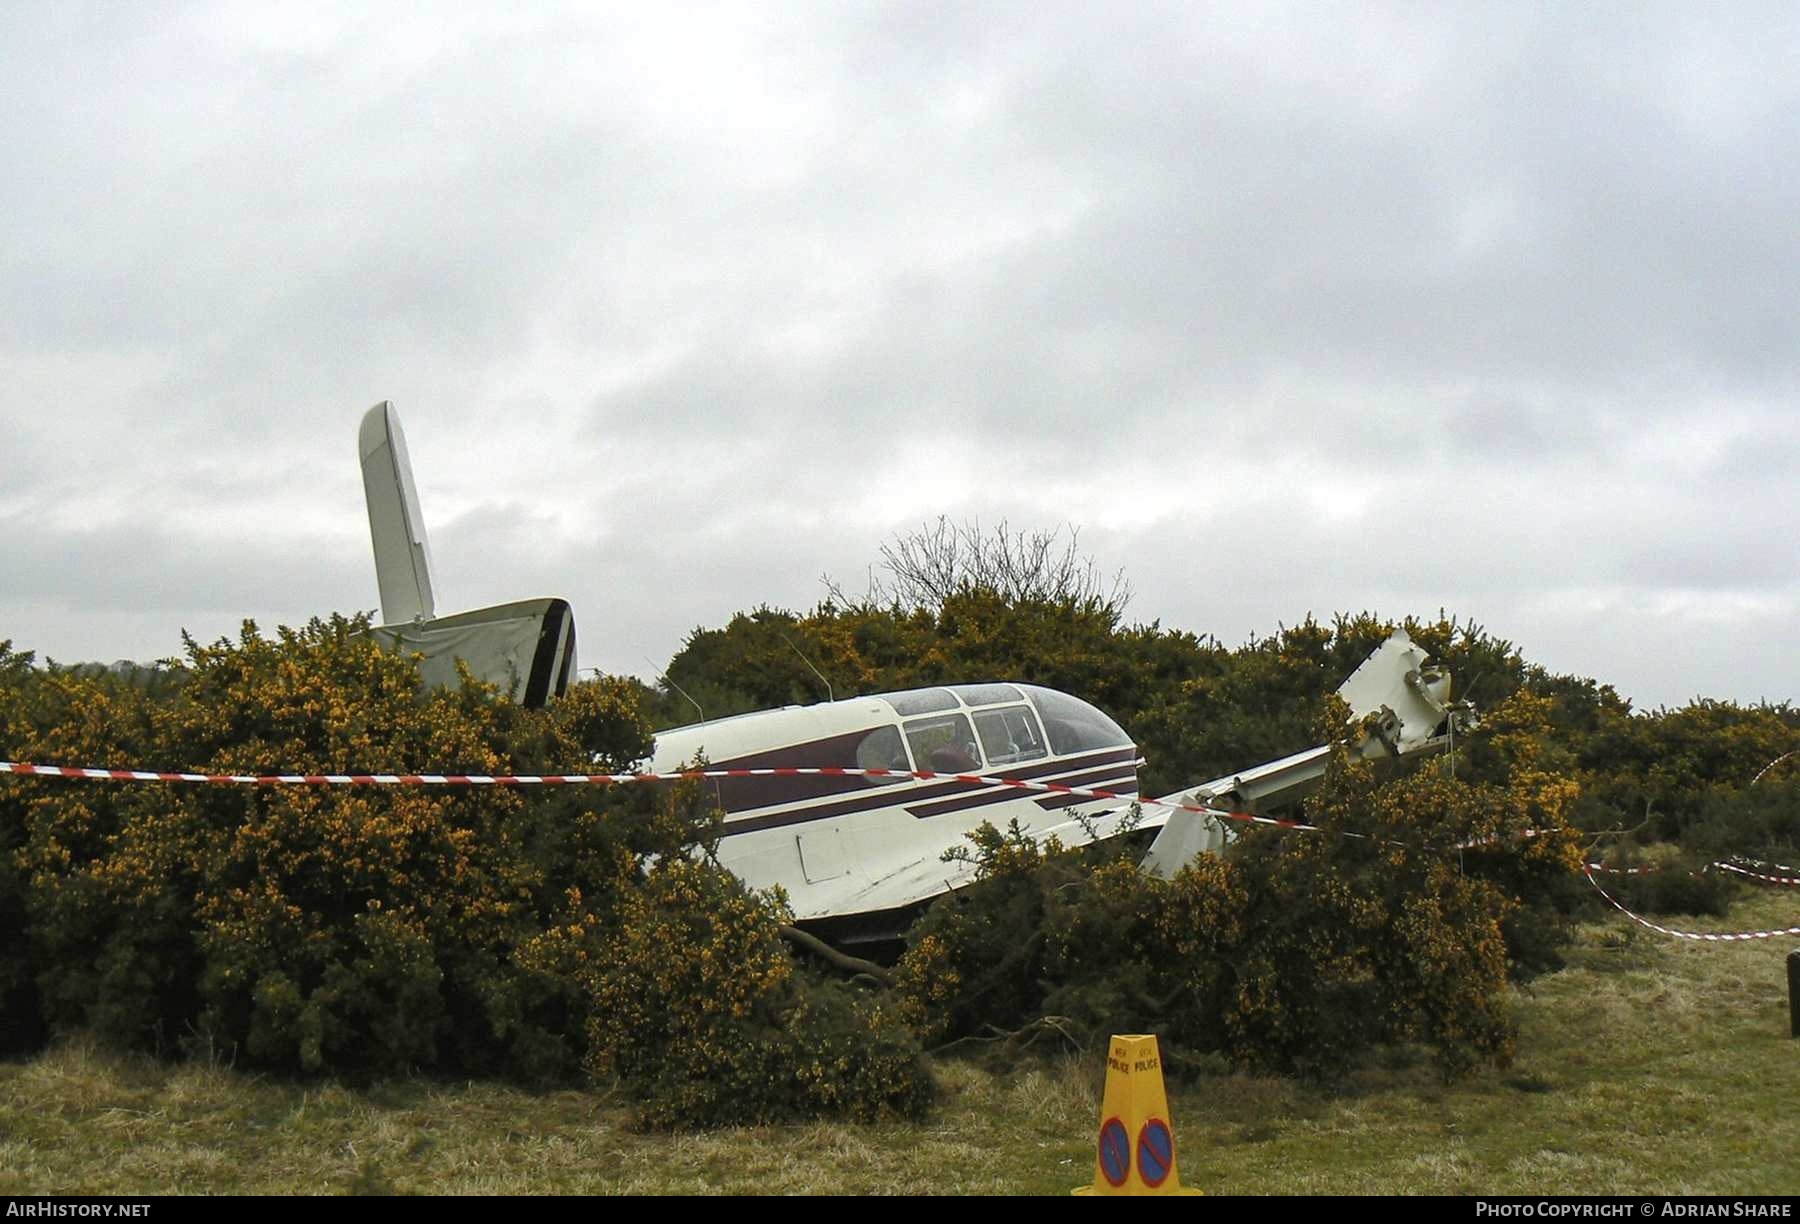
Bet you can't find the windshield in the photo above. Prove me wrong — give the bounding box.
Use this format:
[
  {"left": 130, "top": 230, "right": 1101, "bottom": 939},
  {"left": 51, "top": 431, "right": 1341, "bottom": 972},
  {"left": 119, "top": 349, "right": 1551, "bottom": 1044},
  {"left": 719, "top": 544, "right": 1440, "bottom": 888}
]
[{"left": 1020, "top": 685, "right": 1133, "bottom": 755}]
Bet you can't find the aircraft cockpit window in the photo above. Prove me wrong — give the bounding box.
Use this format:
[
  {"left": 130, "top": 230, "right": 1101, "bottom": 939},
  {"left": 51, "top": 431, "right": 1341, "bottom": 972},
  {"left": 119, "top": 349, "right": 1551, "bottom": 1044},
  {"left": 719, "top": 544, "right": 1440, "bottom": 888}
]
[
  {"left": 973, "top": 705, "right": 1048, "bottom": 765},
  {"left": 904, "top": 713, "right": 983, "bottom": 773},
  {"left": 1022, "top": 686, "right": 1134, "bottom": 755},
  {"left": 883, "top": 688, "right": 959, "bottom": 716},
  {"left": 951, "top": 683, "right": 1023, "bottom": 707},
  {"left": 854, "top": 725, "right": 911, "bottom": 785}
]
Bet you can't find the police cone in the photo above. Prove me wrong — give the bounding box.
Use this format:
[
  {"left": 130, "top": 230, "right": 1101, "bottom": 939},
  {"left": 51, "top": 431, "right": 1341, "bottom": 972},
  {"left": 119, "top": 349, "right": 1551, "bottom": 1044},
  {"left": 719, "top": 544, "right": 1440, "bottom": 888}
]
[{"left": 1073, "top": 1034, "right": 1203, "bottom": 1196}]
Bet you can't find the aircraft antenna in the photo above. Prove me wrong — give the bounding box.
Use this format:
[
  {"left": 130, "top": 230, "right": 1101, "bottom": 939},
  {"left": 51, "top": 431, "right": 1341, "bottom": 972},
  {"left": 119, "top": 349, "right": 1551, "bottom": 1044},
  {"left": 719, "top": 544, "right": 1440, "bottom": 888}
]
[
  {"left": 645, "top": 656, "right": 706, "bottom": 724},
  {"left": 1444, "top": 704, "right": 1455, "bottom": 781},
  {"left": 780, "top": 634, "right": 833, "bottom": 703}
]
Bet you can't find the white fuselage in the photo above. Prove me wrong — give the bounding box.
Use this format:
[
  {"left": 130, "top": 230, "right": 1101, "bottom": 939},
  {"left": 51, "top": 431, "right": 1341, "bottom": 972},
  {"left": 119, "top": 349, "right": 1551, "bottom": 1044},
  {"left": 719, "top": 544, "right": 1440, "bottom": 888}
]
[{"left": 650, "top": 683, "right": 1148, "bottom": 921}]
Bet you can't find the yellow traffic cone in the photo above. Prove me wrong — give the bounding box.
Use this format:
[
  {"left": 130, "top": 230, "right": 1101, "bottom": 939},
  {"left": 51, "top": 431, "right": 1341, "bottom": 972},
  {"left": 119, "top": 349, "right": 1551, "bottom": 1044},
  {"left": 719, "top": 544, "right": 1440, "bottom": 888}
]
[{"left": 1072, "top": 1034, "right": 1203, "bottom": 1196}]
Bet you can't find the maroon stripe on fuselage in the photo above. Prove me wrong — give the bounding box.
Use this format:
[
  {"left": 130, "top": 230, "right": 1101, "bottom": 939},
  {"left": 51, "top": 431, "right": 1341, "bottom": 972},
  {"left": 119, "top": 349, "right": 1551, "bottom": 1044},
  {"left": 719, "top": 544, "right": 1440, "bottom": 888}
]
[
  {"left": 716, "top": 745, "right": 1141, "bottom": 837},
  {"left": 1033, "top": 777, "right": 1140, "bottom": 811},
  {"left": 719, "top": 744, "right": 1137, "bottom": 817},
  {"left": 706, "top": 728, "right": 907, "bottom": 809}
]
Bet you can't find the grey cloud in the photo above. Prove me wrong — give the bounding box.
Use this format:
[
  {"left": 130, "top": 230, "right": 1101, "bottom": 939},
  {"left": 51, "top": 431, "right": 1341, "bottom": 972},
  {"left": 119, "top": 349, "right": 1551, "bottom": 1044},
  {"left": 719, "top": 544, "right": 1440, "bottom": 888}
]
[
  {"left": 3, "top": 4, "right": 1798, "bottom": 713},
  {"left": 0, "top": 511, "right": 361, "bottom": 615}
]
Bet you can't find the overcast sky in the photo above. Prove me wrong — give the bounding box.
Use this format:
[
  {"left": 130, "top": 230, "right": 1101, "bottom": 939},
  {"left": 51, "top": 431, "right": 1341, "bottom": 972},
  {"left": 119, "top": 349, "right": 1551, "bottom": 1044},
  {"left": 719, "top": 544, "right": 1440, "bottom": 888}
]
[{"left": 3, "top": 3, "right": 1796, "bottom": 712}]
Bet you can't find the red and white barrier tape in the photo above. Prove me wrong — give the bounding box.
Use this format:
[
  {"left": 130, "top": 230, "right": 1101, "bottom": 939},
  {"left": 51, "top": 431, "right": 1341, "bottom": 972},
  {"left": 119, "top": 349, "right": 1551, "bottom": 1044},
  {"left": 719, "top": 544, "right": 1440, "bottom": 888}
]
[
  {"left": 0, "top": 760, "right": 1603, "bottom": 853},
  {"left": 1583, "top": 869, "right": 1800, "bottom": 942},
  {"left": 10, "top": 762, "right": 1790, "bottom": 938},
  {"left": 1750, "top": 749, "right": 1799, "bottom": 787},
  {"left": 1584, "top": 859, "right": 1800, "bottom": 886},
  {"left": 0, "top": 758, "right": 1333, "bottom": 828},
  {"left": 1712, "top": 860, "right": 1800, "bottom": 887},
  {"left": 1728, "top": 853, "right": 1800, "bottom": 876}
]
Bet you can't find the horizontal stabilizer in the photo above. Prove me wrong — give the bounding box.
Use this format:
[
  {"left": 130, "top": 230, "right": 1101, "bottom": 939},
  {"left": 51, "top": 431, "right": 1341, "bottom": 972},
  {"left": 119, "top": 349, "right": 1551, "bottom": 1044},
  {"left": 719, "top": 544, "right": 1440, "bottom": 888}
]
[{"left": 364, "top": 597, "right": 577, "bottom": 708}]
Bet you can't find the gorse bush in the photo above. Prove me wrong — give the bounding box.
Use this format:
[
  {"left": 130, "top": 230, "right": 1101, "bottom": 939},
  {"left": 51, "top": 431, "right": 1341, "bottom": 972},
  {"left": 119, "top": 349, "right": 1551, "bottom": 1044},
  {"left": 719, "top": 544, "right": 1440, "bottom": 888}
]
[
  {"left": 891, "top": 828, "right": 1248, "bottom": 1069},
  {"left": 0, "top": 623, "right": 931, "bottom": 1125},
  {"left": 7, "top": 617, "right": 642, "bottom": 1070},
  {"left": 557, "top": 857, "right": 929, "bottom": 1128},
  {"left": 0, "top": 643, "right": 48, "bottom": 1052}
]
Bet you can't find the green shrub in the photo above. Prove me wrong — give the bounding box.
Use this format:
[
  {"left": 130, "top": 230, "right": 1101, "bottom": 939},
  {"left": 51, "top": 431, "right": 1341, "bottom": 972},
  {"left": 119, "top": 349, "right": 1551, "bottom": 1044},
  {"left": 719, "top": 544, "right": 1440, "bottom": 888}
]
[
  {"left": 895, "top": 696, "right": 1584, "bottom": 1079},
  {"left": 0, "top": 619, "right": 933, "bottom": 1126},
  {"left": 1624, "top": 865, "right": 1736, "bottom": 918},
  {"left": 552, "top": 857, "right": 930, "bottom": 1129},
  {"left": 1681, "top": 778, "right": 1800, "bottom": 871},
  {"left": 0, "top": 641, "right": 45, "bottom": 1052},
  {"left": 1591, "top": 844, "right": 1737, "bottom": 918}
]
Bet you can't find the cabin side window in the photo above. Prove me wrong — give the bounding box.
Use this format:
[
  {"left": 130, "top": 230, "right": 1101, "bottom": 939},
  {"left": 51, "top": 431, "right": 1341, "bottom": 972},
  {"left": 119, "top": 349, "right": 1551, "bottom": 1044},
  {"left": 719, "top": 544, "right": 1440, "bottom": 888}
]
[
  {"left": 904, "top": 712, "right": 983, "bottom": 773},
  {"left": 707, "top": 723, "right": 913, "bottom": 812},
  {"left": 973, "top": 705, "right": 1048, "bottom": 765},
  {"left": 854, "top": 724, "right": 911, "bottom": 783}
]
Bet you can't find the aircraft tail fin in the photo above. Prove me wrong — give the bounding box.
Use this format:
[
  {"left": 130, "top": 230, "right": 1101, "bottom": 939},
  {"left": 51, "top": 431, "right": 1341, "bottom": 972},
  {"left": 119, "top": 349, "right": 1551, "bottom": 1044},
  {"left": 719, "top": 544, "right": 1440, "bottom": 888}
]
[
  {"left": 359, "top": 401, "right": 437, "bottom": 625},
  {"left": 356, "top": 401, "right": 577, "bottom": 708}
]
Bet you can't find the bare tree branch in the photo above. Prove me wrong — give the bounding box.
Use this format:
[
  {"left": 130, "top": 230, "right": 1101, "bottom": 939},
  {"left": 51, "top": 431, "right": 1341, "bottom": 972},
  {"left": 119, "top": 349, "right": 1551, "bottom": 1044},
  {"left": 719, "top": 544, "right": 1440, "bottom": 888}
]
[{"left": 846, "top": 516, "right": 1131, "bottom": 618}]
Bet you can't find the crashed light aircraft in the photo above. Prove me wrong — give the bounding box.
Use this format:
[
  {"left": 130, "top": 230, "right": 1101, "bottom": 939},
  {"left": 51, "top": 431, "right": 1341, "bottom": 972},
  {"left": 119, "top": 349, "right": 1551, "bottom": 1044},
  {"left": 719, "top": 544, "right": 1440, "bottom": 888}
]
[{"left": 357, "top": 401, "right": 1466, "bottom": 933}]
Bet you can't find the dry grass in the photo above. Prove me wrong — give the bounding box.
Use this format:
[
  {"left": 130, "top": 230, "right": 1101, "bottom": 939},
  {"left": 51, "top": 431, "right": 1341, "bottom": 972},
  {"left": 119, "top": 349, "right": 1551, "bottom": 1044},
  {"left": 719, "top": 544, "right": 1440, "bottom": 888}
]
[{"left": 3, "top": 889, "right": 1798, "bottom": 1195}]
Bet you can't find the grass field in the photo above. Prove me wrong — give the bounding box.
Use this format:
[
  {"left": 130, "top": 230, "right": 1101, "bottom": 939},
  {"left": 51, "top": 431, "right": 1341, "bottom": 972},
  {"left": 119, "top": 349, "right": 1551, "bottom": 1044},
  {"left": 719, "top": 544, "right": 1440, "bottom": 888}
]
[{"left": 3, "top": 888, "right": 1797, "bottom": 1196}]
